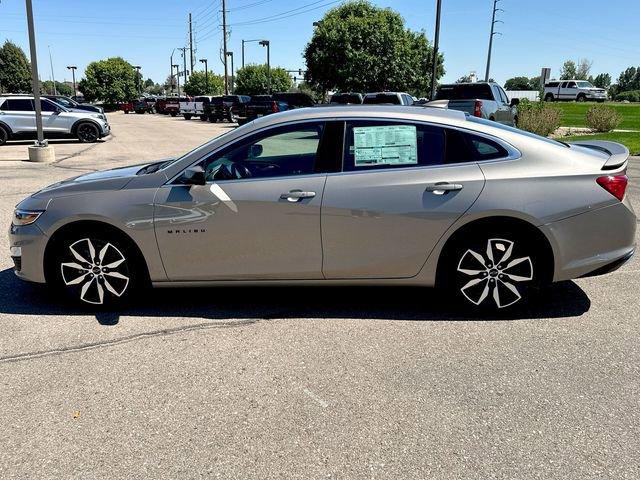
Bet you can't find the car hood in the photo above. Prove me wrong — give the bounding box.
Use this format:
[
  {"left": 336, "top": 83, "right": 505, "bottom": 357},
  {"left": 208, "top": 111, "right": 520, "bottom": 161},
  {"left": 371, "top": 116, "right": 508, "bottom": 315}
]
[{"left": 31, "top": 159, "right": 174, "bottom": 199}]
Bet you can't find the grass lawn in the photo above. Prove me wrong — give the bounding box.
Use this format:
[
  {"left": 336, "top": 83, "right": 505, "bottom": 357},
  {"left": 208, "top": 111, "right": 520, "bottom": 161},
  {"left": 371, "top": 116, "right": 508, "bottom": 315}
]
[
  {"left": 562, "top": 131, "right": 640, "bottom": 155},
  {"left": 555, "top": 102, "right": 640, "bottom": 130}
]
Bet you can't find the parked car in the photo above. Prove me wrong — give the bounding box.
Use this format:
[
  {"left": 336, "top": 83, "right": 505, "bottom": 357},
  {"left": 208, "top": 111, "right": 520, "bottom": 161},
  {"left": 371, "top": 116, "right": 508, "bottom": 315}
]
[
  {"left": 430, "top": 82, "right": 519, "bottom": 126},
  {"left": 10, "top": 106, "right": 635, "bottom": 314},
  {"left": 330, "top": 92, "right": 363, "bottom": 104},
  {"left": 363, "top": 92, "right": 414, "bottom": 105},
  {"left": 134, "top": 98, "right": 155, "bottom": 114},
  {"left": 154, "top": 97, "right": 168, "bottom": 114},
  {"left": 118, "top": 101, "right": 134, "bottom": 114},
  {"left": 203, "top": 95, "right": 252, "bottom": 123},
  {"left": 236, "top": 95, "right": 288, "bottom": 125},
  {"left": 237, "top": 92, "right": 314, "bottom": 125},
  {"left": 178, "top": 96, "right": 199, "bottom": 120},
  {"left": 164, "top": 97, "right": 188, "bottom": 117},
  {"left": 543, "top": 80, "right": 607, "bottom": 102},
  {"left": 43, "top": 95, "right": 104, "bottom": 114},
  {"left": 0, "top": 95, "right": 110, "bottom": 145}
]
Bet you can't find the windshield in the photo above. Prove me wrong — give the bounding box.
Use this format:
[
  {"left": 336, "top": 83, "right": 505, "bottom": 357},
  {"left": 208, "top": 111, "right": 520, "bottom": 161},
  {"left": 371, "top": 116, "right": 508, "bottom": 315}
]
[
  {"left": 576, "top": 81, "right": 595, "bottom": 88},
  {"left": 436, "top": 84, "right": 494, "bottom": 100},
  {"left": 466, "top": 116, "right": 569, "bottom": 148}
]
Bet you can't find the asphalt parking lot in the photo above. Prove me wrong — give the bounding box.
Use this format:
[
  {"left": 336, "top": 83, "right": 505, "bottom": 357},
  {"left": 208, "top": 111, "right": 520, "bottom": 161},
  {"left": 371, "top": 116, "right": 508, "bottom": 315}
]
[{"left": 0, "top": 112, "right": 638, "bottom": 479}]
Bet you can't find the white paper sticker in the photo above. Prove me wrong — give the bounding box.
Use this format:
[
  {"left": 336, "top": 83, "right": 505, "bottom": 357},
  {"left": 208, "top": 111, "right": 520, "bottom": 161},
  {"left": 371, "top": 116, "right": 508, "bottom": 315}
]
[{"left": 353, "top": 125, "right": 418, "bottom": 166}]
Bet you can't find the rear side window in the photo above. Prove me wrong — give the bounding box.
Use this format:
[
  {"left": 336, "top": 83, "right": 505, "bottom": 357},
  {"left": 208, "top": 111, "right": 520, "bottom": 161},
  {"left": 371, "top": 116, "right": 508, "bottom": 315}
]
[
  {"left": 343, "top": 121, "right": 444, "bottom": 171},
  {"left": 5, "top": 99, "right": 34, "bottom": 111},
  {"left": 546, "top": 82, "right": 559, "bottom": 88},
  {"left": 444, "top": 129, "right": 509, "bottom": 163}
]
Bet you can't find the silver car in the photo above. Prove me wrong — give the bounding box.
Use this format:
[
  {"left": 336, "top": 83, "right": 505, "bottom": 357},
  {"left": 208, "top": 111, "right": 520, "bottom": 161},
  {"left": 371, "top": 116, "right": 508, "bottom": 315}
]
[{"left": 9, "top": 106, "right": 635, "bottom": 312}]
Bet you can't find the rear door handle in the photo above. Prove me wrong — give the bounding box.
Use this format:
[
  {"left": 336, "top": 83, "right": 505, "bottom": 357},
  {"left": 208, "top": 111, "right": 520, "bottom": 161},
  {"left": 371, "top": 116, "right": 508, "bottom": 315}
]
[
  {"left": 425, "top": 182, "right": 463, "bottom": 195},
  {"left": 280, "top": 189, "right": 316, "bottom": 202}
]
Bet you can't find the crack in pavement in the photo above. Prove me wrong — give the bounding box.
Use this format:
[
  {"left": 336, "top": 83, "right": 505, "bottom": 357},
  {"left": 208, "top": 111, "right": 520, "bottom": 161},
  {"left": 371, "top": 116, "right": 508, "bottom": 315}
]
[{"left": 0, "top": 317, "right": 263, "bottom": 364}]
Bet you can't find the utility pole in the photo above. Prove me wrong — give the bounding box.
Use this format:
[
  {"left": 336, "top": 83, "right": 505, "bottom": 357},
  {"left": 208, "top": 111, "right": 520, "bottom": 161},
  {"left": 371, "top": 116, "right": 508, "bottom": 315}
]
[
  {"left": 429, "top": 0, "right": 442, "bottom": 100},
  {"left": 200, "top": 59, "right": 208, "bottom": 93},
  {"left": 189, "top": 13, "right": 194, "bottom": 74},
  {"left": 241, "top": 40, "right": 245, "bottom": 69},
  {"left": 226, "top": 52, "right": 234, "bottom": 94},
  {"left": 48, "top": 45, "right": 57, "bottom": 95},
  {"left": 259, "top": 40, "right": 270, "bottom": 93},
  {"left": 179, "top": 47, "right": 188, "bottom": 88},
  {"left": 484, "top": 0, "right": 503, "bottom": 82},
  {"left": 173, "top": 64, "right": 180, "bottom": 95},
  {"left": 67, "top": 66, "right": 77, "bottom": 98},
  {"left": 222, "top": 0, "right": 229, "bottom": 95}
]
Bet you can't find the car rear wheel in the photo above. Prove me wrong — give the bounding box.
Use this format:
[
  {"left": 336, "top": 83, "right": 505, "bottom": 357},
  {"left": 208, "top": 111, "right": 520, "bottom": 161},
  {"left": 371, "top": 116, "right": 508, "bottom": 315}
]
[
  {"left": 76, "top": 122, "right": 100, "bottom": 143},
  {"left": 439, "top": 230, "right": 543, "bottom": 313},
  {"left": 47, "top": 230, "right": 146, "bottom": 307},
  {"left": 577, "top": 94, "right": 586, "bottom": 102},
  {"left": 544, "top": 93, "right": 554, "bottom": 102},
  {"left": 0, "top": 126, "right": 8, "bottom": 146},
  {"left": 170, "top": 112, "right": 177, "bottom": 117}
]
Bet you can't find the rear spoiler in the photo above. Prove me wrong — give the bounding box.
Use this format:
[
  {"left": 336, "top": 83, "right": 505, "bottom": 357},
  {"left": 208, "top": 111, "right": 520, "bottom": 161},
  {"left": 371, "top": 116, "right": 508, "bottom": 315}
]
[{"left": 570, "top": 140, "right": 629, "bottom": 170}]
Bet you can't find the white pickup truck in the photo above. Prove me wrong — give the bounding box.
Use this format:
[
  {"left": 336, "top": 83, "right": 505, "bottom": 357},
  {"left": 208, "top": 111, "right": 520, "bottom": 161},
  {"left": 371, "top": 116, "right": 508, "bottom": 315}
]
[
  {"left": 179, "top": 96, "right": 213, "bottom": 120},
  {"left": 543, "top": 80, "right": 607, "bottom": 102}
]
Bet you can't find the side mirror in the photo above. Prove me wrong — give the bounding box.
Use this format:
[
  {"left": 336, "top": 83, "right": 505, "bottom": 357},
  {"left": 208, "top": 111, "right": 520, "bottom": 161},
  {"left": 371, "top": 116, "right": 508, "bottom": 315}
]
[
  {"left": 179, "top": 165, "right": 206, "bottom": 185},
  {"left": 249, "top": 144, "right": 263, "bottom": 158},
  {"left": 510, "top": 97, "right": 520, "bottom": 107}
]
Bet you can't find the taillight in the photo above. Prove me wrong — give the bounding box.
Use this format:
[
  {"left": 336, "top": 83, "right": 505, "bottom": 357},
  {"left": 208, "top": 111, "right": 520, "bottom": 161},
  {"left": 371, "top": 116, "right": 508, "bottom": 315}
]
[
  {"left": 473, "top": 100, "right": 483, "bottom": 117},
  {"left": 597, "top": 175, "right": 628, "bottom": 201},
  {"left": 271, "top": 101, "right": 279, "bottom": 113}
]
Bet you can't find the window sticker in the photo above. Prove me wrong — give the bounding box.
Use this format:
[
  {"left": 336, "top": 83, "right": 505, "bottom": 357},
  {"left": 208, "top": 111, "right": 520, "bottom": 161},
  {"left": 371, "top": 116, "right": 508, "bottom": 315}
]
[{"left": 353, "top": 125, "right": 418, "bottom": 166}]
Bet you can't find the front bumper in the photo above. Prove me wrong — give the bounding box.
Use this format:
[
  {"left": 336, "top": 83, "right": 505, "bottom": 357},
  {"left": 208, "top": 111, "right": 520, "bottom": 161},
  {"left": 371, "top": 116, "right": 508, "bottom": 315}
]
[
  {"left": 8, "top": 222, "right": 48, "bottom": 283},
  {"left": 585, "top": 92, "right": 608, "bottom": 100},
  {"left": 542, "top": 198, "right": 636, "bottom": 281},
  {"left": 99, "top": 122, "right": 110, "bottom": 138}
]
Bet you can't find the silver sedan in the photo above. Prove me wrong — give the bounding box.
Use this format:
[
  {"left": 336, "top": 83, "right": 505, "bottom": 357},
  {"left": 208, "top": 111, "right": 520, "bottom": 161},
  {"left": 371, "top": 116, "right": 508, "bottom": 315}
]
[{"left": 9, "top": 106, "right": 636, "bottom": 312}]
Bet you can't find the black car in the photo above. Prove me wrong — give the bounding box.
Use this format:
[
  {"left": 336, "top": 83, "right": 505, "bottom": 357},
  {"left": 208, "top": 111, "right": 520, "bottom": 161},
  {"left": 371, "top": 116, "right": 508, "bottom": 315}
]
[
  {"left": 329, "top": 92, "right": 363, "bottom": 104},
  {"left": 204, "top": 95, "right": 251, "bottom": 123},
  {"left": 237, "top": 92, "right": 315, "bottom": 125},
  {"left": 43, "top": 95, "right": 103, "bottom": 113},
  {"left": 133, "top": 98, "right": 155, "bottom": 114}
]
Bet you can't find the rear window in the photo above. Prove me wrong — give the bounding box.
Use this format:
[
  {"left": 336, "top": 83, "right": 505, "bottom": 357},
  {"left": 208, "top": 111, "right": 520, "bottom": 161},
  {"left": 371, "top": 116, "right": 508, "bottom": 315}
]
[
  {"left": 3, "top": 99, "right": 34, "bottom": 111},
  {"left": 362, "top": 93, "right": 401, "bottom": 105},
  {"left": 435, "top": 84, "right": 494, "bottom": 101},
  {"left": 330, "top": 94, "right": 363, "bottom": 104},
  {"left": 466, "top": 116, "right": 568, "bottom": 148}
]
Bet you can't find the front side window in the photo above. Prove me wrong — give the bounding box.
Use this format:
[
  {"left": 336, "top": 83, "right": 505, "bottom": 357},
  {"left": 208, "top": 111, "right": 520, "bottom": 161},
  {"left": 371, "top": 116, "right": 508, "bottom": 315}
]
[
  {"left": 343, "top": 121, "right": 444, "bottom": 171},
  {"left": 40, "top": 100, "right": 59, "bottom": 112},
  {"left": 567, "top": 82, "right": 577, "bottom": 88},
  {"left": 5, "top": 99, "right": 34, "bottom": 111},
  {"left": 200, "top": 122, "right": 325, "bottom": 182}
]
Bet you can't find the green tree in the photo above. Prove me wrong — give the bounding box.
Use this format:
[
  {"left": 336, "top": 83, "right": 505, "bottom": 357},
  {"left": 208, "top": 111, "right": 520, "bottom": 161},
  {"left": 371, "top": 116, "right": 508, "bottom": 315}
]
[
  {"left": 183, "top": 71, "right": 224, "bottom": 96},
  {"left": 234, "top": 64, "right": 292, "bottom": 96},
  {"left": 303, "top": 1, "right": 443, "bottom": 97},
  {"left": 617, "top": 67, "right": 640, "bottom": 92},
  {"left": 78, "top": 57, "right": 138, "bottom": 103},
  {"left": 559, "top": 60, "right": 577, "bottom": 80},
  {"left": 144, "top": 78, "right": 155, "bottom": 88},
  {"left": 41, "top": 80, "right": 73, "bottom": 96},
  {"left": 455, "top": 74, "right": 473, "bottom": 83},
  {"left": 0, "top": 41, "right": 31, "bottom": 93},
  {"left": 592, "top": 73, "right": 611, "bottom": 89},
  {"left": 504, "top": 76, "right": 532, "bottom": 90}
]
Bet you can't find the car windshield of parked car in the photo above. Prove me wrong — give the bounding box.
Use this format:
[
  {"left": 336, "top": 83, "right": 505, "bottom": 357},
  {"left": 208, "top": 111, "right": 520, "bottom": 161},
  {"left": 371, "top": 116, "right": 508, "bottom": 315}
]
[
  {"left": 576, "top": 81, "right": 595, "bottom": 88},
  {"left": 51, "top": 97, "right": 75, "bottom": 108},
  {"left": 435, "top": 84, "right": 494, "bottom": 101}
]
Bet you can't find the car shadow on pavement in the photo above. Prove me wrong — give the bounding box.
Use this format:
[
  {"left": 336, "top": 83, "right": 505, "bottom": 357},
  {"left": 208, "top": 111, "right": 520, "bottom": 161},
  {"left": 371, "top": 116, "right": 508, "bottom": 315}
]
[{"left": 0, "top": 268, "right": 591, "bottom": 325}]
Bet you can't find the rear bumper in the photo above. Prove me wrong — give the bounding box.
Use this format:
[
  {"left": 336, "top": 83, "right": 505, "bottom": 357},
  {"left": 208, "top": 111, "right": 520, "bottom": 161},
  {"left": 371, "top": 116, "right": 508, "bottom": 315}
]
[{"left": 542, "top": 198, "right": 636, "bottom": 281}]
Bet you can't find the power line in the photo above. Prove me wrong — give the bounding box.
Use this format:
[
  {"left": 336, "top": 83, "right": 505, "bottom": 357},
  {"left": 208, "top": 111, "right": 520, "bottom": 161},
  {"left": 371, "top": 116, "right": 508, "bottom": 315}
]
[
  {"left": 228, "top": 0, "right": 341, "bottom": 27},
  {"left": 228, "top": 0, "right": 276, "bottom": 12}
]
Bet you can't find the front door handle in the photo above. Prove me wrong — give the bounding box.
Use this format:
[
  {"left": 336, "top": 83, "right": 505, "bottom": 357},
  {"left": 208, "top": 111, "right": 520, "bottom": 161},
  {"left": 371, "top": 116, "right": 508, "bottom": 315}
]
[
  {"left": 280, "top": 189, "right": 316, "bottom": 202},
  {"left": 425, "top": 182, "right": 463, "bottom": 195}
]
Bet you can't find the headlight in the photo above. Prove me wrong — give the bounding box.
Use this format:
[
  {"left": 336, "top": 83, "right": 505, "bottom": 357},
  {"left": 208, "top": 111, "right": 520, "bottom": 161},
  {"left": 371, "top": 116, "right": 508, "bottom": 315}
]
[
  {"left": 92, "top": 113, "right": 106, "bottom": 121},
  {"left": 13, "top": 209, "right": 43, "bottom": 226}
]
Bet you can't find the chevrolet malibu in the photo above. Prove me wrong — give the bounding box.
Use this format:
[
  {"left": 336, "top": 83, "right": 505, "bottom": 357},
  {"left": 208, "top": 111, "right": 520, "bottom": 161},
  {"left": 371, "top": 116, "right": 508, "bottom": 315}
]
[{"left": 9, "top": 106, "right": 635, "bottom": 312}]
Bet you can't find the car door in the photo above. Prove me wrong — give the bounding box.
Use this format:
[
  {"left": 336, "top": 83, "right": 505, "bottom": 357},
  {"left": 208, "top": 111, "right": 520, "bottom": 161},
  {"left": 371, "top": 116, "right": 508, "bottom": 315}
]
[
  {"left": 154, "top": 121, "right": 336, "bottom": 281},
  {"left": 321, "top": 120, "right": 486, "bottom": 279},
  {"left": 39, "top": 99, "right": 74, "bottom": 132},
  {"left": 0, "top": 98, "right": 36, "bottom": 132}
]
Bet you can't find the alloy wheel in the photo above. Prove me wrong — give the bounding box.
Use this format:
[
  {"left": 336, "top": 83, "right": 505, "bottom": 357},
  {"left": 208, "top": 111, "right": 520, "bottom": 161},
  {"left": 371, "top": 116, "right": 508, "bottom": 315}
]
[
  {"left": 78, "top": 123, "right": 98, "bottom": 142},
  {"left": 60, "top": 238, "right": 130, "bottom": 305},
  {"left": 456, "top": 238, "right": 533, "bottom": 309}
]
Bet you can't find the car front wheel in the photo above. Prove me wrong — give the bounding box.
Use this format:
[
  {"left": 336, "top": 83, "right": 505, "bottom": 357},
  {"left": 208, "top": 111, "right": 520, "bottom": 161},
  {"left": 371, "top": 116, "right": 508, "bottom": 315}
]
[
  {"left": 440, "top": 232, "right": 543, "bottom": 313},
  {"left": 48, "top": 230, "right": 145, "bottom": 307},
  {"left": 76, "top": 122, "right": 100, "bottom": 143},
  {"left": 0, "top": 126, "right": 8, "bottom": 146}
]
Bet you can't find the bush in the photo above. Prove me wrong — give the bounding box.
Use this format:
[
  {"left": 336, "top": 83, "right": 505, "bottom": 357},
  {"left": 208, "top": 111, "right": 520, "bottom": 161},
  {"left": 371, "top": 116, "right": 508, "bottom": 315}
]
[
  {"left": 516, "top": 99, "right": 563, "bottom": 137},
  {"left": 585, "top": 104, "right": 622, "bottom": 132},
  {"left": 615, "top": 90, "right": 640, "bottom": 102}
]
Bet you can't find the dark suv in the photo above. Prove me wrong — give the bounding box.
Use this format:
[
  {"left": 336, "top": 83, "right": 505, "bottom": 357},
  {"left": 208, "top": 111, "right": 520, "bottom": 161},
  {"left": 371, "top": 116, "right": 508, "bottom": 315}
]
[
  {"left": 43, "top": 95, "right": 104, "bottom": 113},
  {"left": 204, "top": 95, "right": 251, "bottom": 123},
  {"left": 237, "top": 92, "right": 315, "bottom": 125}
]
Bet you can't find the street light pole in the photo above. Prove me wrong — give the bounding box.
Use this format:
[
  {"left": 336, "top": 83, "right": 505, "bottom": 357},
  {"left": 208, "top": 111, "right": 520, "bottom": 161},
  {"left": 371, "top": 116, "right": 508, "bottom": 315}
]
[
  {"left": 173, "top": 64, "right": 180, "bottom": 96},
  {"left": 226, "top": 52, "right": 234, "bottom": 94},
  {"left": 67, "top": 65, "right": 77, "bottom": 98},
  {"left": 25, "top": 0, "right": 44, "bottom": 146},
  {"left": 199, "top": 59, "right": 208, "bottom": 93},
  {"left": 430, "top": 0, "right": 442, "bottom": 100},
  {"left": 259, "top": 40, "right": 270, "bottom": 93},
  {"left": 241, "top": 40, "right": 245, "bottom": 69},
  {"left": 134, "top": 65, "right": 142, "bottom": 95}
]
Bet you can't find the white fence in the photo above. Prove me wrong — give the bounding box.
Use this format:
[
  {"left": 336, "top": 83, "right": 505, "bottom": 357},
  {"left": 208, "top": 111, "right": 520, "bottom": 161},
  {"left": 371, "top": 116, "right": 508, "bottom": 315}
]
[{"left": 505, "top": 90, "right": 539, "bottom": 101}]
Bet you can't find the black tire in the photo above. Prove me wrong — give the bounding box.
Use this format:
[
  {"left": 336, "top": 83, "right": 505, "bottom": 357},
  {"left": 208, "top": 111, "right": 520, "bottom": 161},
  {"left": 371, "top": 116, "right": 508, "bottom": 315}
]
[
  {"left": 46, "top": 228, "right": 148, "bottom": 308},
  {"left": 576, "top": 94, "right": 586, "bottom": 102},
  {"left": 0, "top": 126, "right": 8, "bottom": 146},
  {"left": 76, "top": 122, "right": 100, "bottom": 143},
  {"left": 438, "top": 228, "right": 545, "bottom": 314},
  {"left": 544, "top": 93, "right": 554, "bottom": 102},
  {"left": 208, "top": 115, "right": 217, "bottom": 123},
  {"left": 170, "top": 112, "right": 177, "bottom": 117},
  {"left": 124, "top": 110, "right": 129, "bottom": 114},
  {"left": 183, "top": 114, "right": 192, "bottom": 120}
]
